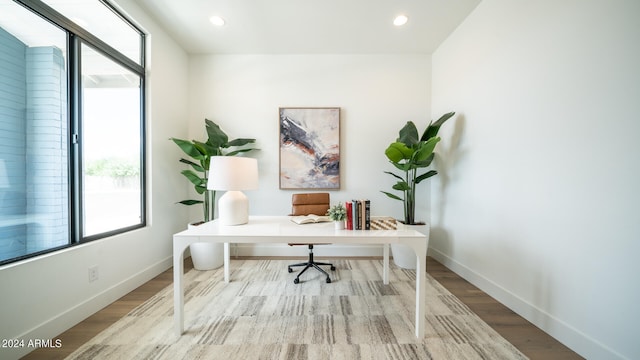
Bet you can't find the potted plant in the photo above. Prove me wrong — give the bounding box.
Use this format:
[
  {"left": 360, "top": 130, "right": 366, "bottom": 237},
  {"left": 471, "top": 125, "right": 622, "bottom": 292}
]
[
  {"left": 171, "top": 119, "right": 257, "bottom": 270},
  {"left": 327, "top": 203, "right": 347, "bottom": 229},
  {"left": 381, "top": 112, "right": 454, "bottom": 268}
]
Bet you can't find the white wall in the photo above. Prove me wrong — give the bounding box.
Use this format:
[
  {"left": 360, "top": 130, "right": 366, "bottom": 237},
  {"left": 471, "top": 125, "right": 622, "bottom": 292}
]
[
  {"left": 0, "top": 1, "right": 190, "bottom": 358},
  {"left": 188, "top": 54, "right": 432, "bottom": 256},
  {"left": 431, "top": 0, "right": 640, "bottom": 359}
]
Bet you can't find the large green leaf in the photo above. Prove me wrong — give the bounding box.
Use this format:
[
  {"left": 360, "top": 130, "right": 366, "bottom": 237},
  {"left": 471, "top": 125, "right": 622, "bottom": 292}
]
[
  {"left": 171, "top": 138, "right": 204, "bottom": 160},
  {"left": 381, "top": 191, "right": 403, "bottom": 201},
  {"left": 421, "top": 112, "right": 455, "bottom": 141},
  {"left": 398, "top": 121, "right": 419, "bottom": 147},
  {"left": 432, "top": 111, "right": 455, "bottom": 127},
  {"left": 179, "top": 158, "right": 204, "bottom": 173},
  {"left": 205, "top": 119, "right": 229, "bottom": 148},
  {"left": 385, "top": 142, "right": 413, "bottom": 162},
  {"left": 180, "top": 169, "right": 204, "bottom": 186},
  {"left": 383, "top": 171, "right": 404, "bottom": 181},
  {"left": 412, "top": 137, "right": 440, "bottom": 163},
  {"left": 415, "top": 170, "right": 438, "bottom": 184},
  {"left": 194, "top": 184, "right": 207, "bottom": 195},
  {"left": 190, "top": 141, "right": 213, "bottom": 171},
  {"left": 392, "top": 181, "right": 410, "bottom": 191},
  {"left": 226, "top": 148, "right": 258, "bottom": 157},
  {"left": 390, "top": 161, "right": 410, "bottom": 172},
  {"left": 192, "top": 140, "right": 218, "bottom": 157},
  {"left": 227, "top": 138, "right": 256, "bottom": 147},
  {"left": 414, "top": 153, "right": 435, "bottom": 167},
  {"left": 177, "top": 199, "right": 203, "bottom": 206}
]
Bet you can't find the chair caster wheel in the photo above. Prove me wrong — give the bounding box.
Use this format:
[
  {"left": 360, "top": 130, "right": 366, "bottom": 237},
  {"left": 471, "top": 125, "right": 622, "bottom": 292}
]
[
  {"left": 326, "top": 278, "right": 332, "bottom": 283},
  {"left": 330, "top": 266, "right": 336, "bottom": 271},
  {"left": 294, "top": 278, "right": 300, "bottom": 284},
  {"left": 288, "top": 267, "right": 293, "bottom": 273}
]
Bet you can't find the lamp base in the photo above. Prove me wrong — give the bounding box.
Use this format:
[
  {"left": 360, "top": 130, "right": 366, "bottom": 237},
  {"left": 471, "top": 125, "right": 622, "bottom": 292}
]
[{"left": 218, "top": 190, "right": 249, "bottom": 225}]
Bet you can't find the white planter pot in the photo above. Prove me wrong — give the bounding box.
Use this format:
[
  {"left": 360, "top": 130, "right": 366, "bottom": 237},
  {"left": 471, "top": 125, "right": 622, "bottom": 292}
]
[
  {"left": 334, "top": 220, "right": 345, "bottom": 230},
  {"left": 390, "top": 243, "right": 417, "bottom": 269},
  {"left": 190, "top": 242, "right": 223, "bottom": 270},
  {"left": 188, "top": 223, "right": 224, "bottom": 270},
  {"left": 391, "top": 223, "right": 428, "bottom": 270}
]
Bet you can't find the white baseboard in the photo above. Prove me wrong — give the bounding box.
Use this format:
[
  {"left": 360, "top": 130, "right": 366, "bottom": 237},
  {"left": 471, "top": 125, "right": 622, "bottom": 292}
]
[
  {"left": 428, "top": 248, "right": 625, "bottom": 360},
  {"left": 10, "top": 256, "right": 172, "bottom": 360}
]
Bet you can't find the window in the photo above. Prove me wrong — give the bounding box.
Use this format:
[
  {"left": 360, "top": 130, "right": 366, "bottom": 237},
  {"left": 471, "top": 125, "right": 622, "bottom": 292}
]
[
  {"left": 42, "top": 0, "right": 142, "bottom": 65},
  {"left": 81, "top": 43, "right": 143, "bottom": 237},
  {"left": 0, "top": 0, "right": 145, "bottom": 264}
]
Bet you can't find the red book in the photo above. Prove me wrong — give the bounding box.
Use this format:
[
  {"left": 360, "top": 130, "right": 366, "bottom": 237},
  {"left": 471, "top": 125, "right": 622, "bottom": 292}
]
[{"left": 345, "top": 201, "right": 353, "bottom": 230}]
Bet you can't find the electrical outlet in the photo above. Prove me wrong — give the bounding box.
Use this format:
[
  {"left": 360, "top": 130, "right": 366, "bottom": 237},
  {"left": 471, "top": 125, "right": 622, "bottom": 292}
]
[{"left": 88, "top": 265, "right": 99, "bottom": 282}]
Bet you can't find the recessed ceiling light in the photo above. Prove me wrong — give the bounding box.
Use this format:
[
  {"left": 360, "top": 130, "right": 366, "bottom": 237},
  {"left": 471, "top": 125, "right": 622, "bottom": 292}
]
[
  {"left": 209, "top": 15, "right": 225, "bottom": 27},
  {"left": 393, "top": 15, "right": 408, "bottom": 27}
]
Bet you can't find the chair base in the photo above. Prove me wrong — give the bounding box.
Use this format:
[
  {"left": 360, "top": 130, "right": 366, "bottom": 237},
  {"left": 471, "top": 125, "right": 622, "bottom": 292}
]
[{"left": 288, "top": 244, "right": 336, "bottom": 284}]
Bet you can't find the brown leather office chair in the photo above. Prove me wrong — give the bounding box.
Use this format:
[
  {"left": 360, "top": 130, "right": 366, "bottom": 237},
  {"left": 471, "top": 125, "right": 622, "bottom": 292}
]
[{"left": 287, "top": 193, "right": 336, "bottom": 284}]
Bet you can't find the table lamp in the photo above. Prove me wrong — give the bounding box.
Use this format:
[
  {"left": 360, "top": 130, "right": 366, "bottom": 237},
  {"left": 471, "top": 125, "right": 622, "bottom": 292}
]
[{"left": 207, "top": 156, "right": 258, "bottom": 225}]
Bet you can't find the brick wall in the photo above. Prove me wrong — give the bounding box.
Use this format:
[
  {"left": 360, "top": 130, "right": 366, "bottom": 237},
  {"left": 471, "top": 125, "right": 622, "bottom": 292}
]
[
  {"left": 0, "top": 26, "right": 69, "bottom": 261},
  {"left": 25, "top": 46, "right": 68, "bottom": 252},
  {"left": 0, "top": 27, "right": 28, "bottom": 260}
]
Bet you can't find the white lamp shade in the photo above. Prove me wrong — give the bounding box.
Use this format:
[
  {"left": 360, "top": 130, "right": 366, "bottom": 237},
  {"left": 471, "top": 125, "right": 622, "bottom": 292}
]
[{"left": 207, "top": 157, "right": 258, "bottom": 191}]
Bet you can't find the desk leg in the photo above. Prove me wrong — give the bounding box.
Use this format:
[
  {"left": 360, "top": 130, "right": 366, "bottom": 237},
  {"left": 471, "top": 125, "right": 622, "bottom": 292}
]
[
  {"left": 383, "top": 244, "right": 389, "bottom": 285},
  {"left": 415, "top": 244, "right": 426, "bottom": 339},
  {"left": 224, "top": 242, "right": 230, "bottom": 283},
  {"left": 173, "top": 239, "right": 186, "bottom": 337}
]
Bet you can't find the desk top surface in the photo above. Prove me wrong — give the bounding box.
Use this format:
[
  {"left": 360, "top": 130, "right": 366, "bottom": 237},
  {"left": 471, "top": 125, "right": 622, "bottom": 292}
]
[{"left": 174, "top": 215, "right": 427, "bottom": 240}]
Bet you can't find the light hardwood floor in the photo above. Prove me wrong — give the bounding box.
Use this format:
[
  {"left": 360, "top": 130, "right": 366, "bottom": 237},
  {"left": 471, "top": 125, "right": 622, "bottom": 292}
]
[{"left": 23, "top": 257, "right": 583, "bottom": 359}]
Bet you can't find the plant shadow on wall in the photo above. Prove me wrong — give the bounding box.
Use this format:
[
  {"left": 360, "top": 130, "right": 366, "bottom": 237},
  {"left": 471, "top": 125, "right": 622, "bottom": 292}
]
[
  {"left": 431, "top": 114, "right": 467, "bottom": 257},
  {"left": 170, "top": 119, "right": 258, "bottom": 270}
]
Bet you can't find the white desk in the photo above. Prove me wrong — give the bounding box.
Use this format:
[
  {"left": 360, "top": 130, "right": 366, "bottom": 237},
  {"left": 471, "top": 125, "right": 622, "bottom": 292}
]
[{"left": 173, "top": 215, "right": 428, "bottom": 339}]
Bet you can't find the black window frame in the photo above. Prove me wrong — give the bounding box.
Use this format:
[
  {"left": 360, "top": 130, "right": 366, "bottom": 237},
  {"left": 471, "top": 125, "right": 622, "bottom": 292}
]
[{"left": 0, "top": 0, "right": 146, "bottom": 265}]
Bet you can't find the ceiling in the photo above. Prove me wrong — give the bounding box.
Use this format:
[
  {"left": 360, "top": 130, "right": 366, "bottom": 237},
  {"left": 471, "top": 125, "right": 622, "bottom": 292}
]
[{"left": 131, "top": 0, "right": 481, "bottom": 54}]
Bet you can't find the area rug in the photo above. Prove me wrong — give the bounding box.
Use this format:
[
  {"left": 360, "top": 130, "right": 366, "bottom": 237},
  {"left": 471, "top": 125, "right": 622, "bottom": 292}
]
[{"left": 67, "top": 259, "right": 527, "bottom": 359}]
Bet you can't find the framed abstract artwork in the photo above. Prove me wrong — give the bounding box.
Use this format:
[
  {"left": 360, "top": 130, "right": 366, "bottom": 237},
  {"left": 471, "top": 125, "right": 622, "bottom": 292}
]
[{"left": 279, "top": 107, "right": 340, "bottom": 189}]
